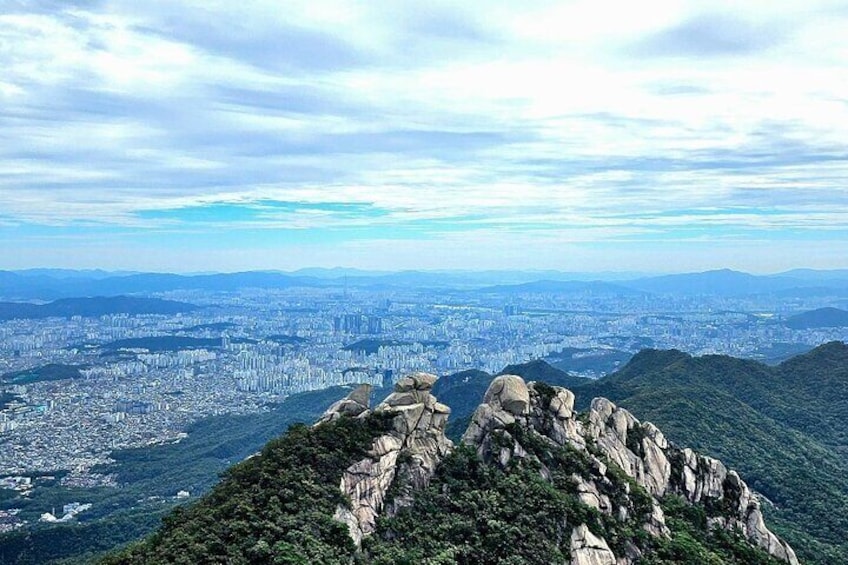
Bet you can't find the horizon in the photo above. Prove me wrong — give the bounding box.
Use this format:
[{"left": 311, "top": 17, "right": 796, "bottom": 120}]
[
  {"left": 3, "top": 265, "right": 848, "bottom": 279},
  {"left": 2, "top": 2, "right": 848, "bottom": 272}
]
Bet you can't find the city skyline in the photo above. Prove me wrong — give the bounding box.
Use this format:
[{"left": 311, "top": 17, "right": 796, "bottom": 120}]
[{"left": 2, "top": 1, "right": 848, "bottom": 272}]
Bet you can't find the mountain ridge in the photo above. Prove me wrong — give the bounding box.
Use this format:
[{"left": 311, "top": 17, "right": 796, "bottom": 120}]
[
  {"left": 103, "top": 372, "right": 797, "bottom": 564},
  {"left": 425, "top": 344, "right": 848, "bottom": 563},
  {"left": 3, "top": 268, "right": 848, "bottom": 299},
  {"left": 785, "top": 307, "right": 848, "bottom": 330}
]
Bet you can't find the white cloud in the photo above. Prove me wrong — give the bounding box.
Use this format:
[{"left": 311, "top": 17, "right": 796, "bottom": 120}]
[{"left": 0, "top": 0, "right": 847, "bottom": 269}]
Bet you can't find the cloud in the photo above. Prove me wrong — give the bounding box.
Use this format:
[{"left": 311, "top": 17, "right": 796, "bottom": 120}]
[
  {"left": 632, "top": 13, "right": 790, "bottom": 58},
  {"left": 155, "top": 19, "right": 367, "bottom": 74},
  {"left": 0, "top": 1, "right": 847, "bottom": 271}
]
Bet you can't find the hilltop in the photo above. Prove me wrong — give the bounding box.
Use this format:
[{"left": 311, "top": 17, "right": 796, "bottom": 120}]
[
  {"left": 3, "top": 345, "right": 846, "bottom": 563},
  {"left": 785, "top": 307, "right": 848, "bottom": 330},
  {"left": 421, "top": 344, "right": 848, "bottom": 563}
]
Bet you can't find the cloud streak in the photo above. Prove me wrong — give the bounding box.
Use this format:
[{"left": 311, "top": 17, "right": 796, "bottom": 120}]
[{"left": 0, "top": 1, "right": 847, "bottom": 271}]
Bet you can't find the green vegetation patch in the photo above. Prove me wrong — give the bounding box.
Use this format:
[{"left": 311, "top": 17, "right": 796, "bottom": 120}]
[
  {"left": 640, "top": 495, "right": 784, "bottom": 565},
  {"left": 342, "top": 339, "right": 410, "bottom": 355},
  {"left": 103, "top": 413, "right": 395, "bottom": 565},
  {"left": 1, "top": 364, "right": 84, "bottom": 385},
  {"left": 0, "top": 386, "right": 364, "bottom": 565}
]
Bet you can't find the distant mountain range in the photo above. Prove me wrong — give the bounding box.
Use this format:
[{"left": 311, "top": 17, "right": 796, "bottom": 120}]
[
  {"left": 625, "top": 269, "right": 807, "bottom": 296},
  {"left": 474, "top": 279, "right": 645, "bottom": 296},
  {"left": 2, "top": 267, "right": 847, "bottom": 300}
]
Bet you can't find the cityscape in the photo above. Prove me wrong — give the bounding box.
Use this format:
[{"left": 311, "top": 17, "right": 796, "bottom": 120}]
[{"left": 2, "top": 271, "right": 848, "bottom": 534}]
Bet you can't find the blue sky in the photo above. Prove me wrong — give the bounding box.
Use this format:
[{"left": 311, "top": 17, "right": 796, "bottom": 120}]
[{"left": 1, "top": 0, "right": 847, "bottom": 272}]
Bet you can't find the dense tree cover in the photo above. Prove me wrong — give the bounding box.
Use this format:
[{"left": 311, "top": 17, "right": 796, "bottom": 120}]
[
  {"left": 342, "top": 339, "right": 410, "bottom": 354},
  {"left": 0, "top": 391, "right": 22, "bottom": 409},
  {"left": 363, "top": 445, "right": 595, "bottom": 564},
  {"left": 442, "top": 345, "right": 848, "bottom": 563},
  {"left": 572, "top": 342, "right": 848, "bottom": 564},
  {"left": 6, "top": 342, "right": 847, "bottom": 562},
  {"left": 645, "top": 496, "right": 783, "bottom": 565},
  {"left": 362, "top": 428, "right": 653, "bottom": 564},
  {"left": 0, "top": 296, "right": 197, "bottom": 321},
  {"left": 544, "top": 346, "right": 633, "bottom": 377},
  {"left": 103, "top": 413, "right": 397, "bottom": 564},
  {"left": 1, "top": 363, "right": 83, "bottom": 385},
  {"left": 0, "top": 507, "right": 169, "bottom": 565},
  {"left": 785, "top": 307, "right": 848, "bottom": 330},
  {"left": 499, "top": 359, "right": 590, "bottom": 390}
]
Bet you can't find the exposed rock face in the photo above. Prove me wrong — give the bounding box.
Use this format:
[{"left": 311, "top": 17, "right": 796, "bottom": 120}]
[
  {"left": 570, "top": 524, "right": 617, "bottom": 565},
  {"left": 582, "top": 398, "right": 672, "bottom": 498},
  {"left": 318, "top": 373, "right": 453, "bottom": 547},
  {"left": 462, "top": 375, "right": 798, "bottom": 565},
  {"left": 483, "top": 374, "right": 530, "bottom": 415},
  {"left": 319, "top": 374, "right": 796, "bottom": 563},
  {"left": 583, "top": 397, "right": 798, "bottom": 565}
]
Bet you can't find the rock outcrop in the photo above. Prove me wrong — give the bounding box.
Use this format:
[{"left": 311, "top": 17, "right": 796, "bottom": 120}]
[
  {"left": 462, "top": 374, "right": 798, "bottom": 565},
  {"left": 316, "top": 383, "right": 372, "bottom": 424},
  {"left": 319, "top": 374, "right": 796, "bottom": 563},
  {"left": 570, "top": 524, "right": 617, "bottom": 565},
  {"left": 318, "top": 373, "right": 453, "bottom": 547},
  {"left": 583, "top": 396, "right": 798, "bottom": 564}
]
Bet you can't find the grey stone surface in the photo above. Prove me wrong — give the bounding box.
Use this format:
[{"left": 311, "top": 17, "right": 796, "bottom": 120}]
[
  {"left": 460, "top": 375, "right": 797, "bottom": 565},
  {"left": 318, "top": 373, "right": 452, "bottom": 547},
  {"left": 320, "top": 373, "right": 797, "bottom": 564}
]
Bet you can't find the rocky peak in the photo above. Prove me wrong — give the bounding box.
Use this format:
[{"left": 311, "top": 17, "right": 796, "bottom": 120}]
[
  {"left": 317, "top": 373, "right": 453, "bottom": 547},
  {"left": 463, "top": 375, "right": 585, "bottom": 462},
  {"left": 583, "top": 396, "right": 798, "bottom": 564},
  {"left": 462, "top": 374, "right": 798, "bottom": 565}
]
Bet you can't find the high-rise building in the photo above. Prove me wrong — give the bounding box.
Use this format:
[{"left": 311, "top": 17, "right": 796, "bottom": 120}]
[{"left": 367, "top": 316, "right": 383, "bottom": 334}]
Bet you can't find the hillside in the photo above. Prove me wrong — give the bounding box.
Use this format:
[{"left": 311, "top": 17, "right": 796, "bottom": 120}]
[
  {"left": 103, "top": 374, "right": 796, "bottom": 564},
  {"left": 0, "top": 296, "right": 198, "bottom": 320},
  {"left": 421, "top": 348, "right": 848, "bottom": 563},
  {"left": 621, "top": 269, "right": 846, "bottom": 297},
  {"left": 573, "top": 342, "right": 848, "bottom": 563},
  {"left": 785, "top": 307, "right": 848, "bottom": 330},
  {"left": 4, "top": 346, "right": 847, "bottom": 563},
  {"left": 0, "top": 386, "right": 372, "bottom": 565},
  {"left": 1, "top": 363, "right": 83, "bottom": 385},
  {"left": 475, "top": 279, "right": 642, "bottom": 296}
]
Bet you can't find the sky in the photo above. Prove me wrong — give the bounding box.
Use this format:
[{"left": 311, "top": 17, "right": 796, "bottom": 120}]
[{"left": 1, "top": 0, "right": 847, "bottom": 273}]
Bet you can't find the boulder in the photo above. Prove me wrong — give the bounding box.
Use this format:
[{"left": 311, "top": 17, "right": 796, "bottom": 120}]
[
  {"left": 316, "top": 384, "right": 371, "bottom": 424},
  {"left": 484, "top": 374, "right": 530, "bottom": 415}
]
